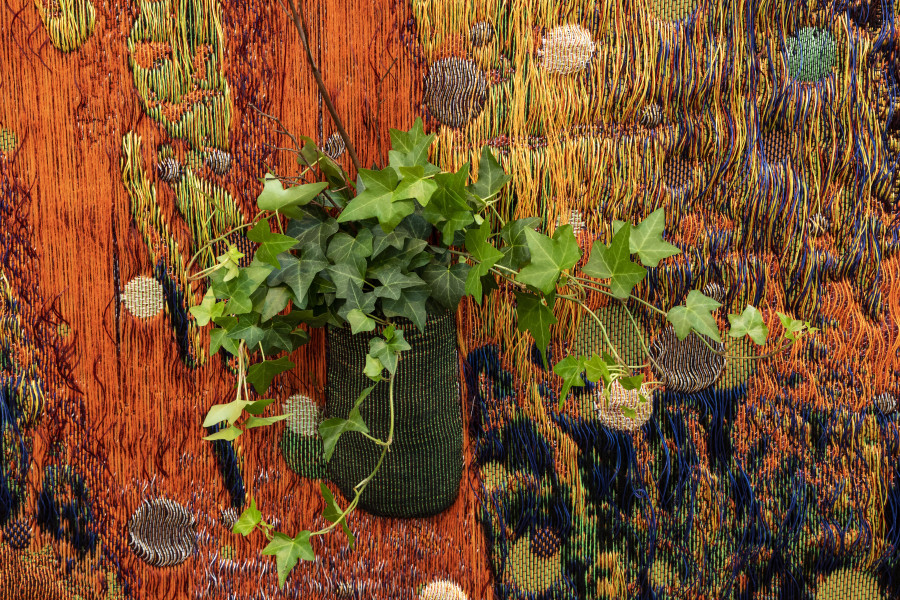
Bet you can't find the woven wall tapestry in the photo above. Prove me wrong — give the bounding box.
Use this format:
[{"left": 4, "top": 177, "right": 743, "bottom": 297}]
[{"left": 1, "top": 0, "right": 899, "bottom": 598}]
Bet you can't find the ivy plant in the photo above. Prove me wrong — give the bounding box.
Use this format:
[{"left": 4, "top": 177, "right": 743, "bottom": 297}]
[{"left": 187, "top": 118, "right": 816, "bottom": 586}]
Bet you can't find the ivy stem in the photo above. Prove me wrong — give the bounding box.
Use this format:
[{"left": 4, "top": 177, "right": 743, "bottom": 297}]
[
  {"left": 185, "top": 222, "right": 255, "bottom": 273},
  {"left": 311, "top": 370, "right": 395, "bottom": 538},
  {"left": 284, "top": 0, "right": 362, "bottom": 174}
]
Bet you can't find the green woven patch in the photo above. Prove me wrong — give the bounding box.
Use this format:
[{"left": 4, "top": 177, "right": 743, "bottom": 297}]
[
  {"left": 280, "top": 430, "right": 326, "bottom": 480},
  {"left": 0, "top": 127, "right": 16, "bottom": 153},
  {"left": 786, "top": 27, "right": 836, "bottom": 82}
]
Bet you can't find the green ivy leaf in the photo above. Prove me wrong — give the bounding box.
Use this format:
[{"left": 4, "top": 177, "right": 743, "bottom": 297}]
[
  {"left": 553, "top": 356, "right": 586, "bottom": 401},
  {"left": 582, "top": 224, "right": 647, "bottom": 299},
  {"left": 285, "top": 208, "right": 339, "bottom": 257},
  {"left": 666, "top": 290, "right": 722, "bottom": 341},
  {"left": 381, "top": 286, "right": 429, "bottom": 332},
  {"left": 464, "top": 220, "right": 504, "bottom": 302},
  {"left": 728, "top": 305, "right": 769, "bottom": 345},
  {"left": 619, "top": 374, "right": 644, "bottom": 390},
  {"left": 246, "top": 357, "right": 296, "bottom": 394},
  {"left": 320, "top": 409, "right": 370, "bottom": 461},
  {"left": 261, "top": 530, "right": 315, "bottom": 588},
  {"left": 388, "top": 118, "right": 437, "bottom": 171},
  {"left": 515, "top": 292, "right": 557, "bottom": 366},
  {"left": 203, "top": 425, "right": 242, "bottom": 441},
  {"left": 232, "top": 497, "right": 262, "bottom": 536},
  {"left": 244, "top": 398, "right": 277, "bottom": 415},
  {"left": 268, "top": 253, "right": 328, "bottom": 310},
  {"left": 469, "top": 146, "right": 511, "bottom": 201},
  {"left": 210, "top": 327, "right": 239, "bottom": 356},
  {"left": 394, "top": 166, "right": 437, "bottom": 206},
  {"left": 327, "top": 229, "right": 374, "bottom": 273},
  {"left": 421, "top": 262, "right": 470, "bottom": 309},
  {"left": 190, "top": 289, "right": 224, "bottom": 326},
  {"left": 583, "top": 354, "right": 613, "bottom": 386},
  {"left": 260, "top": 286, "right": 293, "bottom": 322},
  {"left": 256, "top": 174, "right": 328, "bottom": 217},
  {"left": 320, "top": 483, "right": 355, "bottom": 547},
  {"left": 227, "top": 315, "right": 267, "bottom": 348},
  {"left": 202, "top": 399, "right": 249, "bottom": 428},
  {"left": 347, "top": 309, "right": 377, "bottom": 333},
  {"left": 367, "top": 260, "right": 425, "bottom": 301},
  {"left": 497, "top": 217, "right": 541, "bottom": 270},
  {"left": 517, "top": 225, "right": 581, "bottom": 295},
  {"left": 338, "top": 168, "right": 415, "bottom": 232},
  {"left": 424, "top": 164, "right": 475, "bottom": 244},
  {"left": 368, "top": 328, "right": 411, "bottom": 375},
  {"left": 777, "top": 312, "right": 816, "bottom": 341},
  {"left": 613, "top": 208, "right": 680, "bottom": 267},
  {"left": 244, "top": 414, "right": 290, "bottom": 429},
  {"left": 364, "top": 354, "right": 384, "bottom": 382},
  {"left": 621, "top": 406, "right": 638, "bottom": 419},
  {"left": 248, "top": 220, "right": 299, "bottom": 268}
]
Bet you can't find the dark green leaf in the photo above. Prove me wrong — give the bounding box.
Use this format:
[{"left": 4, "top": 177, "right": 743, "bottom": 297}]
[
  {"left": 244, "top": 398, "right": 277, "bottom": 415},
  {"left": 470, "top": 146, "right": 511, "bottom": 201},
  {"left": 421, "top": 262, "right": 470, "bottom": 309},
  {"left": 320, "top": 483, "right": 355, "bottom": 547},
  {"left": 619, "top": 374, "right": 644, "bottom": 390},
  {"left": 246, "top": 357, "right": 296, "bottom": 394},
  {"left": 320, "top": 409, "right": 369, "bottom": 461},
  {"left": 269, "top": 253, "right": 328, "bottom": 310},
  {"left": 515, "top": 292, "right": 557, "bottom": 366},
  {"left": 497, "top": 217, "right": 541, "bottom": 270},
  {"left": 553, "top": 356, "right": 586, "bottom": 401},
  {"left": 326, "top": 230, "right": 374, "bottom": 273},
  {"left": 464, "top": 220, "right": 504, "bottom": 301},
  {"left": 260, "top": 286, "right": 293, "bottom": 321},
  {"left": 285, "top": 208, "right": 339, "bottom": 257},
  {"left": 381, "top": 286, "right": 429, "bottom": 331},
  {"left": 248, "top": 220, "right": 299, "bottom": 268},
  {"left": 227, "top": 315, "right": 266, "bottom": 348}
]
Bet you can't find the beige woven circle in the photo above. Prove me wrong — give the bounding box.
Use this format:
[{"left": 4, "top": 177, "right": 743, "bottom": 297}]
[
  {"left": 122, "top": 276, "right": 165, "bottom": 318},
  {"left": 595, "top": 382, "right": 654, "bottom": 431},
  {"left": 283, "top": 395, "right": 320, "bottom": 436},
  {"left": 419, "top": 580, "right": 468, "bottom": 600},
  {"left": 538, "top": 24, "right": 595, "bottom": 74}
]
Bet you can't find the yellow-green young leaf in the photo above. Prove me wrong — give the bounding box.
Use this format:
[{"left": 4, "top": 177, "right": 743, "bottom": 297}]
[
  {"left": 394, "top": 166, "right": 438, "bottom": 206},
  {"left": 232, "top": 497, "right": 262, "bottom": 536},
  {"left": 261, "top": 530, "right": 315, "bottom": 588},
  {"left": 339, "top": 168, "right": 415, "bottom": 232},
  {"left": 620, "top": 406, "right": 638, "bottom": 419},
  {"left": 364, "top": 354, "right": 384, "bottom": 382},
  {"left": 666, "top": 290, "right": 722, "bottom": 342},
  {"left": 728, "top": 305, "right": 769, "bottom": 345},
  {"left": 777, "top": 312, "right": 815, "bottom": 341},
  {"left": 582, "top": 225, "right": 647, "bottom": 299},
  {"left": 203, "top": 425, "right": 242, "bottom": 441},
  {"left": 190, "top": 289, "right": 224, "bottom": 326},
  {"left": 256, "top": 174, "right": 328, "bottom": 217},
  {"left": 244, "top": 414, "right": 289, "bottom": 429},
  {"left": 553, "top": 356, "right": 586, "bottom": 402},
  {"left": 202, "top": 400, "right": 250, "bottom": 428},
  {"left": 320, "top": 483, "right": 355, "bottom": 548},
  {"left": 347, "top": 309, "right": 376, "bottom": 334},
  {"left": 613, "top": 208, "right": 681, "bottom": 267},
  {"left": 514, "top": 292, "right": 557, "bottom": 367}
]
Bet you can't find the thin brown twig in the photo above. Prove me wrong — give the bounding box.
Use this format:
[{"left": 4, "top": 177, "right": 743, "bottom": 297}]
[{"left": 284, "top": 0, "right": 363, "bottom": 173}]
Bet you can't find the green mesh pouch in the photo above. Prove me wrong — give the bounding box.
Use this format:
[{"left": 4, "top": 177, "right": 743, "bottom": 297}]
[{"left": 325, "top": 310, "right": 463, "bottom": 518}]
